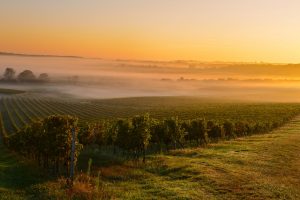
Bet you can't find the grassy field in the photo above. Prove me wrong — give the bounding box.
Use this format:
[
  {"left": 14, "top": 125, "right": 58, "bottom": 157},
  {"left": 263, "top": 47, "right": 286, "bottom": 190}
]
[
  {"left": 1, "top": 115, "right": 299, "bottom": 199},
  {"left": 0, "top": 92, "right": 300, "bottom": 199},
  {"left": 0, "top": 146, "right": 48, "bottom": 200},
  {"left": 83, "top": 116, "right": 300, "bottom": 199}
]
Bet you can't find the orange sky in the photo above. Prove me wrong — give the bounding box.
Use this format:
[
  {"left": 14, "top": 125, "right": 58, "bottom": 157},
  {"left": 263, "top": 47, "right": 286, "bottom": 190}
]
[{"left": 1, "top": 0, "right": 300, "bottom": 62}]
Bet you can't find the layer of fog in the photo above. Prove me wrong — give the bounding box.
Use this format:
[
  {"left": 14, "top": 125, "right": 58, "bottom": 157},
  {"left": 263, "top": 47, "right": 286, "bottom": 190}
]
[{"left": 1, "top": 55, "right": 300, "bottom": 102}]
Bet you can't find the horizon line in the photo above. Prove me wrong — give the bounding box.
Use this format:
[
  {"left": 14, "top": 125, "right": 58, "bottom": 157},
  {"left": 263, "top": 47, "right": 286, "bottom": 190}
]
[{"left": 0, "top": 51, "right": 299, "bottom": 65}]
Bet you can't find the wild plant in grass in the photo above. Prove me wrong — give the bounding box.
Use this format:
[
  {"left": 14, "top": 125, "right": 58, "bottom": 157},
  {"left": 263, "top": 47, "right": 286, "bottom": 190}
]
[{"left": 95, "top": 170, "right": 101, "bottom": 192}]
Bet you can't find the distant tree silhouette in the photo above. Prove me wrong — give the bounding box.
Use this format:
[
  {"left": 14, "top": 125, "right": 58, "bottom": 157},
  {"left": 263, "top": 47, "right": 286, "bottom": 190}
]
[
  {"left": 3, "top": 68, "right": 16, "bottom": 81},
  {"left": 38, "top": 73, "right": 50, "bottom": 82},
  {"left": 17, "top": 70, "right": 36, "bottom": 82}
]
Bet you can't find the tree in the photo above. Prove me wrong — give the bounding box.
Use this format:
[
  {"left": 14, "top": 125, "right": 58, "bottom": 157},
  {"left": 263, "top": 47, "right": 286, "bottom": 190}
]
[
  {"left": 3, "top": 68, "right": 16, "bottom": 81},
  {"left": 38, "top": 73, "right": 50, "bottom": 82},
  {"left": 17, "top": 70, "right": 36, "bottom": 82}
]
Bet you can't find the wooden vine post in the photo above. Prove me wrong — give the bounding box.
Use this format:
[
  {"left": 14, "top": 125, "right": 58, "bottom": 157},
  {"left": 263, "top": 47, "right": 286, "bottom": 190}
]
[{"left": 69, "top": 127, "right": 76, "bottom": 187}]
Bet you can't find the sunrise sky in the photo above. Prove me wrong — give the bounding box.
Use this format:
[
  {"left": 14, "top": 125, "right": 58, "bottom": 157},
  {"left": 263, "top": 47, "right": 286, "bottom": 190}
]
[{"left": 1, "top": 0, "right": 300, "bottom": 62}]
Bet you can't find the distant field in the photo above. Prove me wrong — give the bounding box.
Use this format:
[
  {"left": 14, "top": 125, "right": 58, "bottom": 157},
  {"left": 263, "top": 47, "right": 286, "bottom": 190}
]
[
  {"left": 1, "top": 93, "right": 300, "bottom": 137},
  {"left": 0, "top": 88, "right": 25, "bottom": 95}
]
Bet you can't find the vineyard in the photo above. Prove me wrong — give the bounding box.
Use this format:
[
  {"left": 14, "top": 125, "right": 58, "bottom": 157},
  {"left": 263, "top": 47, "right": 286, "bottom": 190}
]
[
  {"left": 1, "top": 92, "right": 300, "bottom": 139},
  {"left": 1, "top": 91, "right": 300, "bottom": 199}
]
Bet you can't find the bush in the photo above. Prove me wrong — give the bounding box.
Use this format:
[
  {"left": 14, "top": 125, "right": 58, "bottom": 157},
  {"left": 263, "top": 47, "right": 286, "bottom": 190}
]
[
  {"left": 189, "top": 119, "right": 207, "bottom": 145},
  {"left": 164, "top": 117, "right": 186, "bottom": 149},
  {"left": 208, "top": 124, "right": 224, "bottom": 141},
  {"left": 8, "top": 115, "right": 82, "bottom": 176},
  {"left": 223, "top": 121, "right": 235, "bottom": 139}
]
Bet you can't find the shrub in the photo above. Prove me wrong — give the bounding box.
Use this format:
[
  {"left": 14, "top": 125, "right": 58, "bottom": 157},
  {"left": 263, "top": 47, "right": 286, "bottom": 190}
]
[
  {"left": 189, "top": 119, "right": 207, "bottom": 146},
  {"left": 223, "top": 121, "right": 235, "bottom": 139},
  {"left": 8, "top": 115, "right": 82, "bottom": 176}
]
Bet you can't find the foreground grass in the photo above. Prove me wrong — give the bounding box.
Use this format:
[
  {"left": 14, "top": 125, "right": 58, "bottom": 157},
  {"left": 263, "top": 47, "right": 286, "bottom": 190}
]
[
  {"left": 0, "top": 117, "right": 300, "bottom": 199},
  {"left": 0, "top": 147, "right": 47, "bottom": 199},
  {"left": 87, "top": 117, "right": 300, "bottom": 200}
]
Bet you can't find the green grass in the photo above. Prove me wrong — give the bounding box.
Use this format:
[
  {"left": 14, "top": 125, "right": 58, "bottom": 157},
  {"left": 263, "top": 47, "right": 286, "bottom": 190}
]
[
  {"left": 82, "top": 116, "right": 300, "bottom": 200},
  {"left": 0, "top": 146, "right": 48, "bottom": 199}
]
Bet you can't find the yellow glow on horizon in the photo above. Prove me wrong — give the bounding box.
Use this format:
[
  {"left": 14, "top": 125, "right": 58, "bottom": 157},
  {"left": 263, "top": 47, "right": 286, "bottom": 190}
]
[{"left": 1, "top": 0, "right": 300, "bottom": 63}]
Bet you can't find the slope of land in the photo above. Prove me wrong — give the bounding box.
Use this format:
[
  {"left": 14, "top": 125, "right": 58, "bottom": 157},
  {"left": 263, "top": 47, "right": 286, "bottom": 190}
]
[
  {"left": 1, "top": 116, "right": 299, "bottom": 199},
  {"left": 0, "top": 94, "right": 299, "bottom": 199},
  {"left": 89, "top": 116, "right": 300, "bottom": 200},
  {"left": 0, "top": 88, "right": 24, "bottom": 95},
  {"left": 1, "top": 93, "right": 300, "bottom": 135}
]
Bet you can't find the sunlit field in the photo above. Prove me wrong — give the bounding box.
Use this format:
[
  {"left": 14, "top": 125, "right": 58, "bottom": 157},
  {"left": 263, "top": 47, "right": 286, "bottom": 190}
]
[
  {"left": 1, "top": 0, "right": 300, "bottom": 199},
  {"left": 0, "top": 87, "right": 300, "bottom": 199},
  {"left": 1, "top": 56, "right": 300, "bottom": 200}
]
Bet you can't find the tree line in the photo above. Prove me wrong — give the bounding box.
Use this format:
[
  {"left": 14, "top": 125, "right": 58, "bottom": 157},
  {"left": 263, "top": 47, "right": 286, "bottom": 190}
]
[{"left": 1, "top": 67, "right": 50, "bottom": 83}]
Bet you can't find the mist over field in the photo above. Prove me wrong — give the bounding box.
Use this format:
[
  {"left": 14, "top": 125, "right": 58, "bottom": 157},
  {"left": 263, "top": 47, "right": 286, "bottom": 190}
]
[
  {"left": 2, "top": 1, "right": 300, "bottom": 199},
  {"left": 1, "top": 54, "right": 300, "bottom": 101}
]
